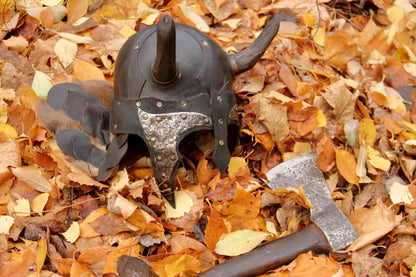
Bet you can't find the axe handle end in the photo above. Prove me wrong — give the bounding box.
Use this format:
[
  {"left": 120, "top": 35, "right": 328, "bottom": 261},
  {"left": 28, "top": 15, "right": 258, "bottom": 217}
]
[{"left": 198, "top": 224, "right": 331, "bottom": 277}]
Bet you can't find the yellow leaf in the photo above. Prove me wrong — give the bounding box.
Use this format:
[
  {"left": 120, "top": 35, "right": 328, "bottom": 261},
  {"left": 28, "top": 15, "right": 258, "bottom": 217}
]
[
  {"left": 62, "top": 221, "right": 80, "bottom": 243},
  {"left": 165, "top": 254, "right": 186, "bottom": 277},
  {"left": 31, "top": 193, "right": 49, "bottom": 215},
  {"left": 335, "top": 149, "right": 359, "bottom": 185},
  {"left": 367, "top": 146, "right": 391, "bottom": 172},
  {"left": 119, "top": 25, "right": 136, "bottom": 38},
  {"left": 36, "top": 237, "right": 47, "bottom": 273},
  {"left": 404, "top": 63, "right": 416, "bottom": 77},
  {"left": 358, "top": 118, "right": 377, "bottom": 146},
  {"left": 387, "top": 6, "right": 404, "bottom": 23},
  {"left": 0, "top": 123, "right": 18, "bottom": 139},
  {"left": 317, "top": 109, "right": 327, "bottom": 127},
  {"left": 73, "top": 59, "right": 105, "bottom": 81},
  {"left": 312, "top": 27, "right": 325, "bottom": 47},
  {"left": 228, "top": 157, "right": 247, "bottom": 177},
  {"left": 390, "top": 182, "right": 414, "bottom": 204},
  {"left": 214, "top": 230, "right": 268, "bottom": 256},
  {"left": 13, "top": 198, "right": 31, "bottom": 217},
  {"left": 303, "top": 13, "right": 315, "bottom": 27},
  {"left": 32, "top": 70, "right": 52, "bottom": 99},
  {"left": 67, "top": 0, "right": 88, "bottom": 24},
  {"left": 0, "top": 215, "right": 14, "bottom": 234},
  {"left": 164, "top": 191, "right": 193, "bottom": 219}
]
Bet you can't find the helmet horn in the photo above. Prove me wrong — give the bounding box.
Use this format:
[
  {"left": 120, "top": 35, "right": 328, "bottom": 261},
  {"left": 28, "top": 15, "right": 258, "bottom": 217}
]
[
  {"left": 152, "top": 14, "right": 178, "bottom": 85},
  {"left": 228, "top": 13, "right": 280, "bottom": 75}
]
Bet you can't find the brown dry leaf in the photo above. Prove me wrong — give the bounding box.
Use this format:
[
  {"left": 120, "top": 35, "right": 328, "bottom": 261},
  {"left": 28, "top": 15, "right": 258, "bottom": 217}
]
[
  {"left": 70, "top": 257, "right": 94, "bottom": 276},
  {"left": 204, "top": 208, "right": 228, "bottom": 251},
  {"left": 347, "top": 198, "right": 402, "bottom": 251},
  {"left": 62, "top": 221, "right": 80, "bottom": 243},
  {"left": 321, "top": 80, "right": 358, "bottom": 124},
  {"left": 0, "top": 140, "right": 21, "bottom": 183},
  {"left": 77, "top": 245, "right": 113, "bottom": 265},
  {"left": 324, "top": 29, "right": 358, "bottom": 72},
  {"left": 67, "top": 0, "right": 88, "bottom": 24},
  {"left": 335, "top": 149, "right": 359, "bottom": 185},
  {"left": 197, "top": 158, "right": 219, "bottom": 186},
  {"left": 315, "top": 128, "right": 336, "bottom": 172},
  {"left": 103, "top": 237, "right": 142, "bottom": 275},
  {"left": 257, "top": 97, "right": 289, "bottom": 143}
]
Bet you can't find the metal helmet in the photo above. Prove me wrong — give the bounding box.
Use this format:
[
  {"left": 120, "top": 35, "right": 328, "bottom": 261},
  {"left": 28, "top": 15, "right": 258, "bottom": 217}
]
[{"left": 47, "top": 13, "right": 280, "bottom": 207}]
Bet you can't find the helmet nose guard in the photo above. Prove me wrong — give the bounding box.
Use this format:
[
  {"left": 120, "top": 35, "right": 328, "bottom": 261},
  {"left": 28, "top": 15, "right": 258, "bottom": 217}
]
[{"left": 99, "top": 13, "right": 280, "bottom": 208}]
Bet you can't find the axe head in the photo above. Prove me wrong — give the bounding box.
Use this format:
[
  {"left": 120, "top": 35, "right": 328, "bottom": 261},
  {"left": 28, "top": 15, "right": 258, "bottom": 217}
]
[{"left": 265, "top": 152, "right": 358, "bottom": 251}]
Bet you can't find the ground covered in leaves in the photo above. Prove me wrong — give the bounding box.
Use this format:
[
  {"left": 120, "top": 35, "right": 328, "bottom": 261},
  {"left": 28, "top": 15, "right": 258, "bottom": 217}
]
[{"left": 1, "top": 0, "right": 416, "bottom": 276}]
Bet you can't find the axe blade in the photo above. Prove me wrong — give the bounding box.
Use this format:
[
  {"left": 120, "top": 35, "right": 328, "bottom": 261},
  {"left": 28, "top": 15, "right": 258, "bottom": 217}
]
[{"left": 265, "top": 152, "right": 357, "bottom": 251}]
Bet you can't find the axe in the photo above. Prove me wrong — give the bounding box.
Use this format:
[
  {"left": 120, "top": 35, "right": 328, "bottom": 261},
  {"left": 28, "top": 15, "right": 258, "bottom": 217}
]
[{"left": 198, "top": 152, "right": 358, "bottom": 277}]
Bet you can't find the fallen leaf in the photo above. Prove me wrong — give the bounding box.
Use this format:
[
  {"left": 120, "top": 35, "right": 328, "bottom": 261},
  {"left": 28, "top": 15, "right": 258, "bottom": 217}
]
[
  {"left": 347, "top": 198, "right": 402, "bottom": 251},
  {"left": 389, "top": 182, "right": 414, "bottom": 205},
  {"left": 36, "top": 237, "right": 47, "bottom": 274},
  {"left": 214, "top": 229, "right": 268, "bottom": 256},
  {"left": 335, "top": 149, "right": 359, "bottom": 185},
  {"left": 66, "top": 0, "right": 88, "bottom": 24},
  {"left": 228, "top": 157, "right": 249, "bottom": 177},
  {"left": 204, "top": 208, "right": 228, "bottom": 251},
  {"left": 31, "top": 192, "right": 49, "bottom": 215},
  {"left": 54, "top": 38, "right": 77, "bottom": 68},
  {"left": 62, "top": 221, "right": 80, "bottom": 243},
  {"left": 0, "top": 215, "right": 14, "bottom": 234},
  {"left": 32, "top": 70, "right": 53, "bottom": 99},
  {"left": 358, "top": 118, "right": 377, "bottom": 146},
  {"left": 11, "top": 166, "right": 52, "bottom": 193},
  {"left": 258, "top": 97, "right": 289, "bottom": 143},
  {"left": 58, "top": 32, "right": 94, "bottom": 44},
  {"left": 164, "top": 190, "right": 194, "bottom": 219},
  {"left": 73, "top": 59, "right": 105, "bottom": 80},
  {"left": 12, "top": 198, "right": 31, "bottom": 217}
]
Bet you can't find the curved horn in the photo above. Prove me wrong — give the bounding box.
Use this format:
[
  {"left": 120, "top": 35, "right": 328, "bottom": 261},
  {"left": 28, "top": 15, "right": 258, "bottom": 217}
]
[
  {"left": 228, "top": 13, "right": 280, "bottom": 75},
  {"left": 152, "top": 14, "right": 178, "bottom": 85}
]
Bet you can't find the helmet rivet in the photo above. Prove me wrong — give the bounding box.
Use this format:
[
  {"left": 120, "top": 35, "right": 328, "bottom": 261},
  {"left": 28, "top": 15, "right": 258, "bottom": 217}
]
[
  {"left": 202, "top": 40, "right": 208, "bottom": 46},
  {"left": 113, "top": 123, "right": 117, "bottom": 129},
  {"left": 204, "top": 118, "right": 210, "bottom": 124},
  {"left": 168, "top": 138, "right": 174, "bottom": 144},
  {"left": 161, "top": 172, "right": 166, "bottom": 177},
  {"left": 170, "top": 154, "right": 176, "bottom": 161},
  {"left": 181, "top": 100, "right": 187, "bottom": 107},
  {"left": 143, "top": 114, "right": 148, "bottom": 120},
  {"left": 156, "top": 116, "right": 162, "bottom": 122},
  {"left": 134, "top": 45, "right": 139, "bottom": 50},
  {"left": 136, "top": 101, "right": 141, "bottom": 107},
  {"left": 156, "top": 155, "right": 162, "bottom": 161},
  {"left": 117, "top": 101, "right": 121, "bottom": 107},
  {"left": 181, "top": 114, "right": 187, "bottom": 120},
  {"left": 219, "top": 139, "right": 225, "bottom": 146},
  {"left": 218, "top": 119, "right": 224, "bottom": 125},
  {"left": 217, "top": 96, "right": 222, "bottom": 102},
  {"left": 156, "top": 101, "right": 163, "bottom": 107},
  {"left": 150, "top": 137, "right": 156, "bottom": 143}
]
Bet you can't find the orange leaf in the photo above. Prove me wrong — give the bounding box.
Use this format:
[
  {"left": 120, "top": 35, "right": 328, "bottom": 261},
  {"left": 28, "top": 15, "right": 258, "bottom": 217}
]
[
  {"left": 73, "top": 59, "right": 105, "bottom": 81},
  {"left": 67, "top": 0, "right": 88, "bottom": 24},
  {"left": 204, "top": 209, "right": 228, "bottom": 251},
  {"left": 335, "top": 149, "right": 359, "bottom": 185},
  {"left": 358, "top": 118, "right": 377, "bottom": 146}
]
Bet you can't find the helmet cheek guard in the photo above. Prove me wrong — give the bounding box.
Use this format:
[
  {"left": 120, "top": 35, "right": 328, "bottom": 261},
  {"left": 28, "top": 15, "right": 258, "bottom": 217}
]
[{"left": 48, "top": 13, "right": 280, "bottom": 207}]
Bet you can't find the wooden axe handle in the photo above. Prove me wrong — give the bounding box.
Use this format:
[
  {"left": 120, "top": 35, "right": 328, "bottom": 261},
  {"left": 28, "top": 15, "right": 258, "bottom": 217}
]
[{"left": 198, "top": 224, "right": 331, "bottom": 277}]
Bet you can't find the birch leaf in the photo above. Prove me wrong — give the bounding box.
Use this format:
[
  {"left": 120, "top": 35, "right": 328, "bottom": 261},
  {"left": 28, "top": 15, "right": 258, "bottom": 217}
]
[
  {"left": 32, "top": 70, "right": 52, "bottom": 99},
  {"left": 0, "top": 216, "right": 14, "bottom": 234},
  {"left": 62, "top": 221, "right": 80, "bottom": 243},
  {"left": 11, "top": 166, "right": 52, "bottom": 192},
  {"left": 54, "top": 38, "right": 77, "bottom": 68},
  {"left": 214, "top": 230, "right": 268, "bottom": 256}
]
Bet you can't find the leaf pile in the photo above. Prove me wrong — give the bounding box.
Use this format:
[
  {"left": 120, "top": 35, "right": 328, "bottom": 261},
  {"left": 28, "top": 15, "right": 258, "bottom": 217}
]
[{"left": 1, "top": 0, "right": 416, "bottom": 276}]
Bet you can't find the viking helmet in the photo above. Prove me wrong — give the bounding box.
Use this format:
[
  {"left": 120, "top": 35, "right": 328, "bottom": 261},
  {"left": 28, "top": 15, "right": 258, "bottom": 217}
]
[{"left": 47, "top": 13, "right": 280, "bottom": 207}]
